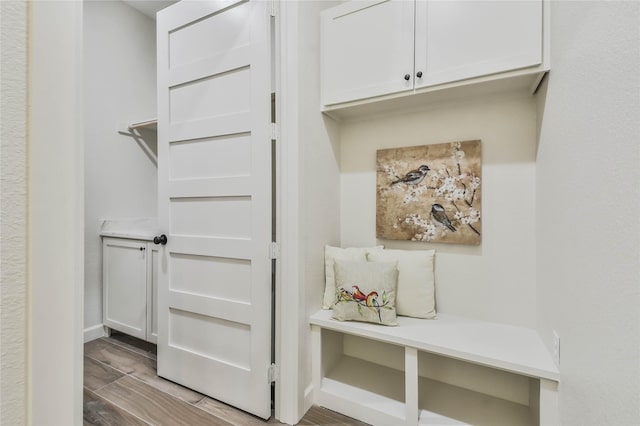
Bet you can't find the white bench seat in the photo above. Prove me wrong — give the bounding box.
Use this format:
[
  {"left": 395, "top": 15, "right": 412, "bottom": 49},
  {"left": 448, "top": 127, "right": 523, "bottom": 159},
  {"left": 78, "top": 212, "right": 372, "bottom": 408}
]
[{"left": 310, "top": 309, "right": 560, "bottom": 425}]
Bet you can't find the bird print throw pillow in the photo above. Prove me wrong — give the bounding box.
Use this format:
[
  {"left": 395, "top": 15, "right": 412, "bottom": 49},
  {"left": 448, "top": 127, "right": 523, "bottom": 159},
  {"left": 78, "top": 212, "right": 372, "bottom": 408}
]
[{"left": 332, "top": 260, "right": 399, "bottom": 326}]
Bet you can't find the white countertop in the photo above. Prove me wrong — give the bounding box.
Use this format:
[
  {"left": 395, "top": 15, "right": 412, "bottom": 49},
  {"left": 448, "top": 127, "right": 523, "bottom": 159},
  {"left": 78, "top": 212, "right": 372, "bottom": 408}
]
[{"left": 99, "top": 217, "right": 158, "bottom": 241}]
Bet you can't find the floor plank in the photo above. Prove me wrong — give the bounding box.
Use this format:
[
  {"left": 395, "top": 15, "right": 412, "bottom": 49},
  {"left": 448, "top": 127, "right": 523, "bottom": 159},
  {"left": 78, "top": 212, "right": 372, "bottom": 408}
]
[
  {"left": 84, "top": 336, "right": 368, "bottom": 426},
  {"left": 95, "top": 376, "right": 232, "bottom": 426},
  {"left": 85, "top": 339, "right": 205, "bottom": 404},
  {"left": 84, "top": 356, "right": 125, "bottom": 392},
  {"left": 104, "top": 331, "right": 157, "bottom": 360},
  {"left": 196, "top": 396, "right": 285, "bottom": 426},
  {"left": 83, "top": 388, "right": 149, "bottom": 426},
  {"left": 302, "top": 406, "right": 369, "bottom": 426},
  {"left": 84, "top": 339, "right": 142, "bottom": 375}
]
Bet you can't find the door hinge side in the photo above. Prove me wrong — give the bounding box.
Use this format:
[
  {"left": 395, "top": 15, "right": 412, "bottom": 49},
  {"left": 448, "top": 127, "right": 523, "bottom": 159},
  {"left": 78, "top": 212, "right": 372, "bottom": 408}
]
[
  {"left": 270, "top": 122, "right": 279, "bottom": 141},
  {"left": 269, "top": 0, "right": 278, "bottom": 17},
  {"left": 269, "top": 241, "right": 280, "bottom": 260},
  {"left": 268, "top": 363, "right": 279, "bottom": 383}
]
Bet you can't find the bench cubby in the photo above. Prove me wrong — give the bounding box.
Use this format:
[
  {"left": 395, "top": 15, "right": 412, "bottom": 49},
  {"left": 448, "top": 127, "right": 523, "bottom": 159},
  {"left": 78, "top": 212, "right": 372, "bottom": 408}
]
[{"left": 310, "top": 310, "right": 559, "bottom": 425}]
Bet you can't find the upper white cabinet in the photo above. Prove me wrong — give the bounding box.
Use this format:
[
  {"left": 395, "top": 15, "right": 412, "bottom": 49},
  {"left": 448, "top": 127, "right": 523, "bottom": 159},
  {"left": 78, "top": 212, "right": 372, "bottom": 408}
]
[
  {"left": 321, "top": 0, "right": 547, "bottom": 108},
  {"left": 321, "top": 0, "right": 415, "bottom": 105},
  {"left": 415, "top": 0, "right": 542, "bottom": 88}
]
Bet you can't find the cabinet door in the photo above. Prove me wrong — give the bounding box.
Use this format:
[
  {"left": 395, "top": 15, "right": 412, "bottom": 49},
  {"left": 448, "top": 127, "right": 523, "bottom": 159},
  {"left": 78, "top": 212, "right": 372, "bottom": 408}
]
[
  {"left": 321, "top": 0, "right": 415, "bottom": 105},
  {"left": 146, "top": 244, "right": 159, "bottom": 344},
  {"left": 415, "top": 0, "right": 542, "bottom": 88},
  {"left": 103, "top": 238, "right": 147, "bottom": 340}
]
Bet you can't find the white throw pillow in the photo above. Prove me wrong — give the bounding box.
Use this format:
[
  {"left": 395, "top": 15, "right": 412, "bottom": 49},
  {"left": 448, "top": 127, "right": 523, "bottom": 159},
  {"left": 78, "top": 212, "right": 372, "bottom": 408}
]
[
  {"left": 367, "top": 249, "right": 436, "bottom": 319},
  {"left": 323, "top": 245, "right": 383, "bottom": 309},
  {"left": 332, "top": 260, "right": 398, "bottom": 326}
]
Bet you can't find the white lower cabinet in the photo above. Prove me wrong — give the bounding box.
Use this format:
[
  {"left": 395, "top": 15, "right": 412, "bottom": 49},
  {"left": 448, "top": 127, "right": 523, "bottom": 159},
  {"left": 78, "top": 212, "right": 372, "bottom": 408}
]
[
  {"left": 103, "top": 237, "right": 158, "bottom": 343},
  {"left": 311, "top": 310, "right": 560, "bottom": 426}
]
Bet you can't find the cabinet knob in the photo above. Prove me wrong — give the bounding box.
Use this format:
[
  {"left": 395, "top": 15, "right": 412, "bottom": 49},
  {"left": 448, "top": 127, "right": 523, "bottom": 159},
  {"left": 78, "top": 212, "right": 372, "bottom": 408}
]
[
  {"left": 416, "top": 71, "right": 423, "bottom": 78},
  {"left": 153, "top": 234, "right": 168, "bottom": 245},
  {"left": 404, "top": 74, "right": 411, "bottom": 81},
  {"left": 139, "top": 247, "right": 145, "bottom": 251}
]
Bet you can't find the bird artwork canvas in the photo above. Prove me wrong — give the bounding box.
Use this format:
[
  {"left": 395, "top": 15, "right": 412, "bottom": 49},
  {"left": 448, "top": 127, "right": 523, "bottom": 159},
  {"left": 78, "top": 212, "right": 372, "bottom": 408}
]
[{"left": 376, "top": 140, "right": 482, "bottom": 245}]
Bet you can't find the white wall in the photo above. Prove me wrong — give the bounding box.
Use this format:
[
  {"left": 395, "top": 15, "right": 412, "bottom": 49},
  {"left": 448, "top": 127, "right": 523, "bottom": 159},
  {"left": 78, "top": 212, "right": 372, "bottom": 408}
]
[
  {"left": 278, "top": 1, "right": 342, "bottom": 420},
  {"left": 297, "top": 0, "right": 343, "bottom": 413},
  {"left": 29, "top": 1, "right": 84, "bottom": 423},
  {"left": 0, "top": 1, "right": 27, "bottom": 424},
  {"left": 340, "top": 93, "right": 538, "bottom": 328},
  {"left": 84, "top": 1, "right": 158, "bottom": 335},
  {"left": 536, "top": 2, "right": 640, "bottom": 425}
]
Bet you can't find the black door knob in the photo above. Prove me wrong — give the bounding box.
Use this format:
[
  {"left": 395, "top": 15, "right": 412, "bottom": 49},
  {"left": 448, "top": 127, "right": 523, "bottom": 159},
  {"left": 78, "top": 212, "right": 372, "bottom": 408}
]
[
  {"left": 153, "top": 234, "right": 168, "bottom": 245},
  {"left": 404, "top": 74, "right": 411, "bottom": 81},
  {"left": 416, "top": 71, "right": 423, "bottom": 78}
]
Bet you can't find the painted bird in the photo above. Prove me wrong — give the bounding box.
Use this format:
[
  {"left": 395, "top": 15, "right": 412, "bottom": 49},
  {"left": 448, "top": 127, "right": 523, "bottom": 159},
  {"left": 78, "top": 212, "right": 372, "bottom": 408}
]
[
  {"left": 365, "top": 291, "right": 382, "bottom": 322},
  {"left": 431, "top": 203, "right": 457, "bottom": 232},
  {"left": 338, "top": 287, "right": 353, "bottom": 302},
  {"left": 351, "top": 286, "right": 367, "bottom": 302},
  {"left": 391, "top": 165, "right": 430, "bottom": 186}
]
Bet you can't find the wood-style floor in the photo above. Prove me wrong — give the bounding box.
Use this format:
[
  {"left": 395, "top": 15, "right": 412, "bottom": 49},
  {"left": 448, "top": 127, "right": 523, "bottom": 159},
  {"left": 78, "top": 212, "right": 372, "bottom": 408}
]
[{"left": 84, "top": 332, "right": 367, "bottom": 426}]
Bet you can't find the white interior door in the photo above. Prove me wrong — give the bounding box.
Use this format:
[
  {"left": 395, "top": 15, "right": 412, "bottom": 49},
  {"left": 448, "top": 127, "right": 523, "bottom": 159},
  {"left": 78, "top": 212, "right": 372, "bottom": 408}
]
[{"left": 156, "top": 0, "right": 273, "bottom": 419}]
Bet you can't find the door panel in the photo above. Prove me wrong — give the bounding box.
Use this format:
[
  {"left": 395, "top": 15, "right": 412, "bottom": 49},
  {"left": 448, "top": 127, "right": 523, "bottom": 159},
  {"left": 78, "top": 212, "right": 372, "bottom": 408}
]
[
  {"left": 169, "top": 254, "right": 252, "bottom": 303},
  {"left": 168, "top": 309, "right": 252, "bottom": 369},
  {"left": 157, "top": 0, "right": 272, "bottom": 419},
  {"left": 168, "top": 1, "right": 251, "bottom": 69},
  {"left": 169, "top": 68, "right": 251, "bottom": 124},
  {"left": 169, "top": 134, "right": 252, "bottom": 180},
  {"left": 170, "top": 196, "right": 252, "bottom": 238}
]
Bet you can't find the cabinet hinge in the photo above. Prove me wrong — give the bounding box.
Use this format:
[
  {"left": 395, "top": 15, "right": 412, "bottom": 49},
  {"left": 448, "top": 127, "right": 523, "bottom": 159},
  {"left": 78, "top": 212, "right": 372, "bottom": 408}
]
[
  {"left": 268, "top": 363, "right": 279, "bottom": 383},
  {"left": 269, "top": 241, "right": 280, "bottom": 260},
  {"left": 268, "top": 0, "right": 278, "bottom": 17},
  {"left": 270, "top": 122, "right": 279, "bottom": 141}
]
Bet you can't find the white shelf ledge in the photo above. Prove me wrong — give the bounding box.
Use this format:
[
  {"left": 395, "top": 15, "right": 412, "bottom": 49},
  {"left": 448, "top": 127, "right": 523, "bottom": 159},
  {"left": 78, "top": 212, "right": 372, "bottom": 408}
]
[
  {"left": 321, "top": 71, "right": 546, "bottom": 122},
  {"left": 310, "top": 309, "right": 560, "bottom": 382}
]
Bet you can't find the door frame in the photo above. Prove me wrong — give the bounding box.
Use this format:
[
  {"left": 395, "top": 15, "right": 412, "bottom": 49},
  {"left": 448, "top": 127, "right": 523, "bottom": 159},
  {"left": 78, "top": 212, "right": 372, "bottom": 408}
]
[
  {"left": 274, "top": 1, "right": 304, "bottom": 423},
  {"left": 28, "top": 1, "right": 84, "bottom": 424},
  {"left": 26, "top": 0, "right": 306, "bottom": 424}
]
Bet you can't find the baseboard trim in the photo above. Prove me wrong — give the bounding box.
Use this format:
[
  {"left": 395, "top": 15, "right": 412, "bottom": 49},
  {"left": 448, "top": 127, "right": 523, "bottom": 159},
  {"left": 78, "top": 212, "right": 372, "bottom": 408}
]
[
  {"left": 303, "top": 383, "right": 314, "bottom": 413},
  {"left": 84, "top": 324, "right": 105, "bottom": 343}
]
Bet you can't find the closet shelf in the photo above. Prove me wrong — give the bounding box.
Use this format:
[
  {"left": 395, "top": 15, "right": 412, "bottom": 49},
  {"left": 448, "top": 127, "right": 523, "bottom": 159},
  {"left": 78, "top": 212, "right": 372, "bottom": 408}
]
[
  {"left": 116, "top": 119, "right": 158, "bottom": 165},
  {"left": 128, "top": 119, "right": 157, "bottom": 131},
  {"left": 117, "top": 118, "right": 157, "bottom": 134}
]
